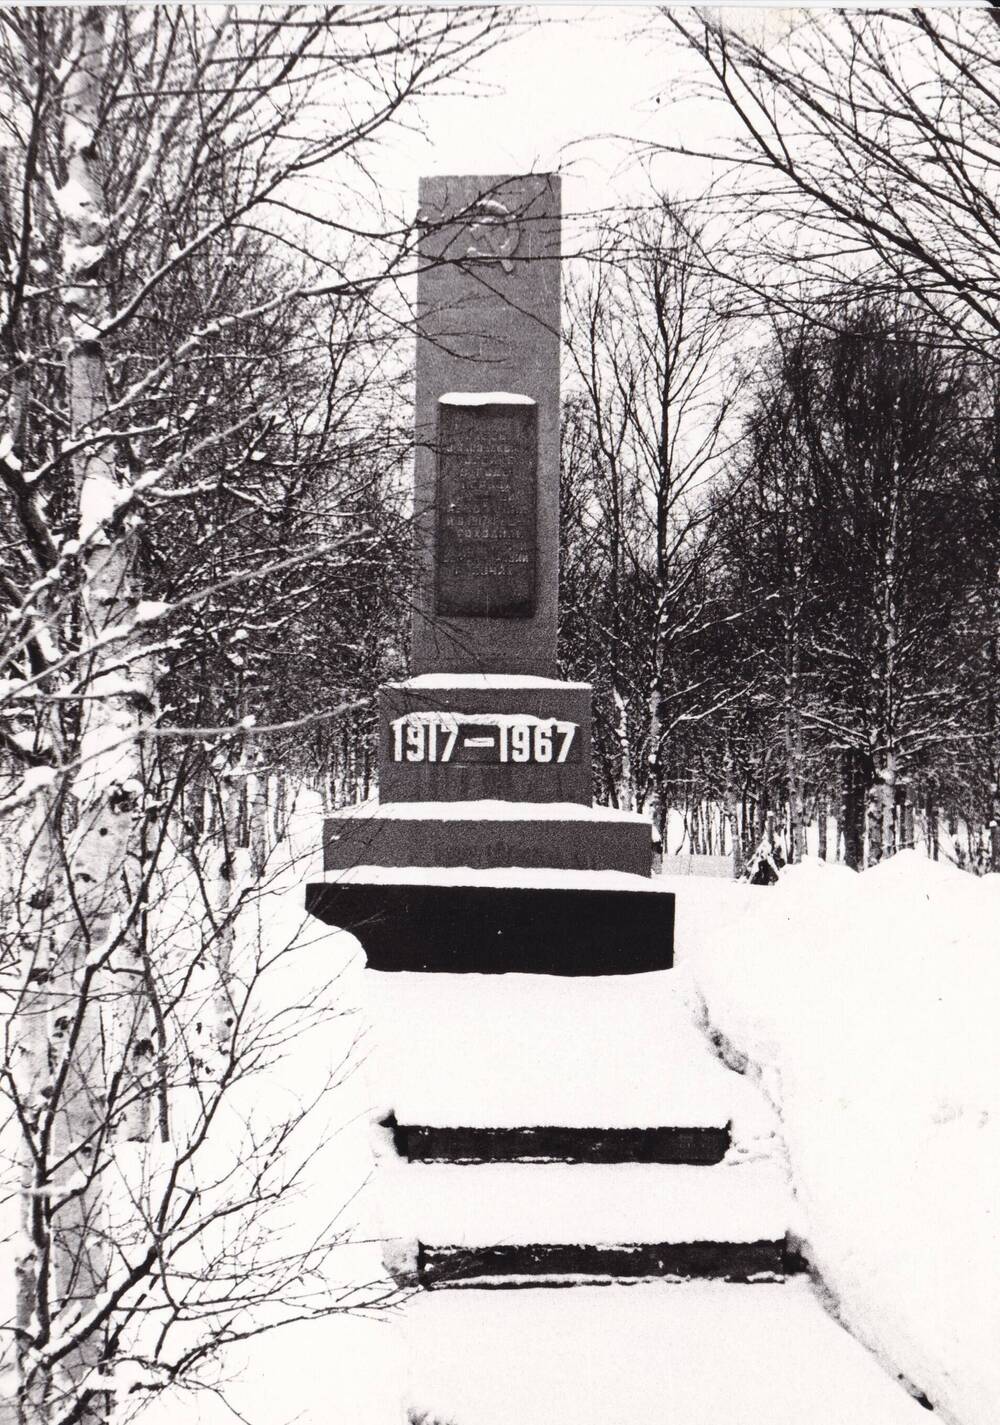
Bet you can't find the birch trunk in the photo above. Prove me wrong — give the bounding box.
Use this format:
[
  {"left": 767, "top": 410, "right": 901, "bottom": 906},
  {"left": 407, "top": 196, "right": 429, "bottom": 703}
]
[
  {"left": 12, "top": 805, "right": 60, "bottom": 1424},
  {"left": 988, "top": 635, "right": 1000, "bottom": 872},
  {"left": 646, "top": 581, "right": 672, "bottom": 867},
  {"left": 248, "top": 745, "right": 269, "bottom": 881},
  {"left": 870, "top": 456, "right": 902, "bottom": 865},
  {"left": 783, "top": 612, "right": 806, "bottom": 862},
  {"left": 273, "top": 773, "right": 288, "bottom": 842},
  {"left": 927, "top": 795, "right": 940, "bottom": 862},
  {"left": 186, "top": 764, "right": 208, "bottom": 842},
  {"left": 723, "top": 741, "right": 744, "bottom": 879},
  {"left": 816, "top": 793, "right": 828, "bottom": 860},
  {"left": 24, "top": 16, "right": 153, "bottom": 1416},
  {"left": 900, "top": 797, "right": 915, "bottom": 851},
  {"left": 866, "top": 770, "right": 884, "bottom": 867},
  {"left": 612, "top": 686, "right": 634, "bottom": 812},
  {"left": 646, "top": 679, "right": 666, "bottom": 863},
  {"left": 842, "top": 750, "right": 865, "bottom": 871},
  {"left": 208, "top": 764, "right": 243, "bottom": 1072}
]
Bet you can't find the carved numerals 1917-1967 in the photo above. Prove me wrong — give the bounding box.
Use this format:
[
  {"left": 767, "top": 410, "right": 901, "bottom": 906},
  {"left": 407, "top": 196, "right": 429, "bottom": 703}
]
[{"left": 390, "top": 714, "right": 579, "bottom": 766}]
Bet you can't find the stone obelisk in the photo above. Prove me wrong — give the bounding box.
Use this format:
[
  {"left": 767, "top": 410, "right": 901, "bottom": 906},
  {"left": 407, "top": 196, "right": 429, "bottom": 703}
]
[
  {"left": 411, "top": 173, "right": 561, "bottom": 677},
  {"left": 313, "top": 173, "right": 663, "bottom": 878}
]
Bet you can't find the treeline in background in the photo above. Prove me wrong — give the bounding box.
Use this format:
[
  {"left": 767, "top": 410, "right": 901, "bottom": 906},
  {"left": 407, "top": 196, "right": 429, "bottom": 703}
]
[{"left": 559, "top": 229, "right": 1000, "bottom": 876}]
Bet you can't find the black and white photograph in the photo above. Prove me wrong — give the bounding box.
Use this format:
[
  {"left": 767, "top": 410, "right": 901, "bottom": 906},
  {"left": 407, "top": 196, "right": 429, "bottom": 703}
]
[{"left": 0, "top": 4, "right": 997, "bottom": 1424}]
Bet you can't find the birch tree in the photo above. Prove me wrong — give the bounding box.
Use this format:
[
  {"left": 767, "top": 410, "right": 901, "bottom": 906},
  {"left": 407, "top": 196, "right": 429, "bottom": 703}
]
[
  {"left": 561, "top": 204, "right": 743, "bottom": 834},
  {"left": 711, "top": 300, "right": 986, "bottom": 869},
  {"left": 663, "top": 7, "right": 1000, "bottom": 358},
  {"left": 0, "top": 7, "right": 509, "bottom": 1421}
]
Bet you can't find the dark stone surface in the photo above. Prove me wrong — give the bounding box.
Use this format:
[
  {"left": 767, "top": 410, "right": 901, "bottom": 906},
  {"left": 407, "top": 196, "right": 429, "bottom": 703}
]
[
  {"left": 436, "top": 400, "right": 537, "bottom": 618},
  {"left": 304, "top": 880, "right": 674, "bottom": 974},
  {"left": 323, "top": 811, "right": 651, "bottom": 875},
  {"left": 379, "top": 681, "right": 593, "bottom": 804},
  {"left": 383, "top": 1116, "right": 730, "bottom": 1166},
  {"left": 412, "top": 175, "right": 561, "bottom": 676},
  {"left": 415, "top": 1239, "right": 795, "bottom": 1288}
]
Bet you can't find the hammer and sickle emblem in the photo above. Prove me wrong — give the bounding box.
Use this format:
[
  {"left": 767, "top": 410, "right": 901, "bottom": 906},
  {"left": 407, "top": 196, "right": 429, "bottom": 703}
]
[{"left": 463, "top": 198, "right": 521, "bottom": 274}]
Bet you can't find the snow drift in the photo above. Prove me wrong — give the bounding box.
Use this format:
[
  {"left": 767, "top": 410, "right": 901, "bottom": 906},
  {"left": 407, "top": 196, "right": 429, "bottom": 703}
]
[{"left": 676, "top": 852, "right": 1000, "bottom": 1425}]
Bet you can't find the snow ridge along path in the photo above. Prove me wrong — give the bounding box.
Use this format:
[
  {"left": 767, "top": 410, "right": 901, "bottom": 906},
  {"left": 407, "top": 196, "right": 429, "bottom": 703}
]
[{"left": 678, "top": 854, "right": 1000, "bottom": 1425}]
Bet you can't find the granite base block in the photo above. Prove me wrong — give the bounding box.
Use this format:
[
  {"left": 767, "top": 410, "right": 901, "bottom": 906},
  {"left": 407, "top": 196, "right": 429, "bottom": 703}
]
[
  {"left": 323, "top": 807, "right": 651, "bottom": 875},
  {"left": 379, "top": 679, "right": 593, "bottom": 804},
  {"left": 305, "top": 880, "right": 674, "bottom": 974}
]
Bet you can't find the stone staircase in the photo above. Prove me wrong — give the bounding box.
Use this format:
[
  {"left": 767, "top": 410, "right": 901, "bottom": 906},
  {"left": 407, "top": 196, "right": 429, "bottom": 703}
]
[
  {"left": 359, "top": 958, "right": 800, "bottom": 1293},
  {"left": 306, "top": 676, "right": 800, "bottom": 1290},
  {"left": 308, "top": 849, "right": 934, "bottom": 1424}
]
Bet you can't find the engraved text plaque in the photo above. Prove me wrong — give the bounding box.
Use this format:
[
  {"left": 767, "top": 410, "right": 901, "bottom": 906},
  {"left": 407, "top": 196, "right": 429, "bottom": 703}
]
[{"left": 435, "top": 399, "right": 537, "bottom": 618}]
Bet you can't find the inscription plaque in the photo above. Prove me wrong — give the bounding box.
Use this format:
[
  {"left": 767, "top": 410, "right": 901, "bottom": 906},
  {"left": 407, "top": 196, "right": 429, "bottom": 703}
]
[{"left": 435, "top": 396, "right": 537, "bottom": 618}]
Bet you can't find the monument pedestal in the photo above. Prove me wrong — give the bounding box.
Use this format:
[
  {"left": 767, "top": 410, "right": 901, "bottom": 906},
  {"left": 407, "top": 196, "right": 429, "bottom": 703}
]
[
  {"left": 307, "top": 865, "right": 673, "bottom": 974},
  {"left": 320, "top": 671, "right": 656, "bottom": 876}
]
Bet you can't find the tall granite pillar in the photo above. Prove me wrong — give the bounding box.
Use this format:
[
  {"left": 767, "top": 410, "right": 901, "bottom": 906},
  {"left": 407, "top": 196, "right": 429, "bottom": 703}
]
[{"left": 411, "top": 173, "right": 561, "bottom": 678}]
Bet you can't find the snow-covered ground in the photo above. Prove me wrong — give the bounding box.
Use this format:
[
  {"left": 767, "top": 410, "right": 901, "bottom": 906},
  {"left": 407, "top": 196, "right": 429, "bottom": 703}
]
[
  {"left": 199, "top": 840, "right": 999, "bottom": 1425},
  {"left": 324, "top": 844, "right": 1000, "bottom": 1425},
  {"left": 4, "top": 793, "right": 996, "bottom": 1425},
  {"left": 675, "top": 853, "right": 1000, "bottom": 1425}
]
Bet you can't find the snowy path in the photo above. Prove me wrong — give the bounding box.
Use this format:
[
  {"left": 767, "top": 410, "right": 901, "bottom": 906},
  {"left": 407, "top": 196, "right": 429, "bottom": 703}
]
[{"left": 401, "top": 1280, "right": 932, "bottom": 1425}]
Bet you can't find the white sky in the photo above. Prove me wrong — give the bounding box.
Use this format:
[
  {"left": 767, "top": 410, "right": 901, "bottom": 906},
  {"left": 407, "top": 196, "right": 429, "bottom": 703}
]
[
  {"left": 363, "top": 4, "right": 863, "bottom": 237},
  {"left": 373, "top": 5, "right": 734, "bottom": 227},
  {"left": 368, "top": 1, "right": 983, "bottom": 224},
  {"left": 301, "top": 2, "right": 975, "bottom": 270}
]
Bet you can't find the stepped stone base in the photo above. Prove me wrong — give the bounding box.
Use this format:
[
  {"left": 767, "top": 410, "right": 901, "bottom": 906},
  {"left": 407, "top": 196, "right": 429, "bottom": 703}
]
[
  {"left": 306, "top": 872, "right": 674, "bottom": 974},
  {"left": 323, "top": 800, "right": 652, "bottom": 874}
]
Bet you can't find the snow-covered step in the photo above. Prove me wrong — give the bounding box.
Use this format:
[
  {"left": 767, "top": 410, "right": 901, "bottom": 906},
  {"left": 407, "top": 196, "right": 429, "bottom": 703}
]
[
  {"left": 400, "top": 1280, "right": 933, "bottom": 1424},
  {"left": 323, "top": 799, "right": 653, "bottom": 874},
  {"left": 378, "top": 1158, "right": 798, "bottom": 1285},
  {"left": 306, "top": 865, "right": 674, "bottom": 974},
  {"left": 365, "top": 971, "right": 774, "bottom": 1146},
  {"left": 380, "top": 1158, "right": 794, "bottom": 1244}
]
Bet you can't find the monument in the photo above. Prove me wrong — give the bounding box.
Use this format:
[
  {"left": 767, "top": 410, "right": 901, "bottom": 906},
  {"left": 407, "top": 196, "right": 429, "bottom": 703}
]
[
  {"left": 301, "top": 177, "right": 930, "bottom": 1425},
  {"left": 410, "top": 173, "right": 561, "bottom": 676},
  {"left": 305, "top": 174, "right": 795, "bottom": 1299}
]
